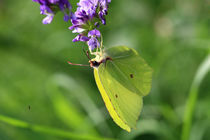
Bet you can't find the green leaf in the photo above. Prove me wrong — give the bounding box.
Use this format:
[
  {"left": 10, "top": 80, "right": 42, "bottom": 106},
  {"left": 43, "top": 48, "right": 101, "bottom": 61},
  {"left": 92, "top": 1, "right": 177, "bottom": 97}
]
[
  {"left": 181, "top": 54, "right": 210, "bottom": 140},
  {"left": 0, "top": 114, "right": 115, "bottom": 140}
]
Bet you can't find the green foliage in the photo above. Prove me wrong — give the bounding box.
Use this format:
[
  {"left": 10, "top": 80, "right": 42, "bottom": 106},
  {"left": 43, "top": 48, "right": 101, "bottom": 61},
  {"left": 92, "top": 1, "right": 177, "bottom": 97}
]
[
  {"left": 182, "top": 55, "right": 210, "bottom": 140},
  {"left": 0, "top": 0, "right": 209, "bottom": 140},
  {"left": 0, "top": 114, "right": 114, "bottom": 140}
]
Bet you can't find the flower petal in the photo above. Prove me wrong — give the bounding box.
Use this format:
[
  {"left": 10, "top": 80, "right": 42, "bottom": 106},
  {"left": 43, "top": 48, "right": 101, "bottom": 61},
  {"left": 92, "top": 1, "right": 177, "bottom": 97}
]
[
  {"left": 87, "top": 37, "right": 100, "bottom": 51},
  {"left": 88, "top": 29, "right": 101, "bottom": 37},
  {"left": 42, "top": 14, "right": 54, "bottom": 24}
]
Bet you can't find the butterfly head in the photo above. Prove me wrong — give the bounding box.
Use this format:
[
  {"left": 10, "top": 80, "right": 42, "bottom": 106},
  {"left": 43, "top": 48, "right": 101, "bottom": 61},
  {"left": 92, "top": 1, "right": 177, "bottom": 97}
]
[
  {"left": 89, "top": 60, "right": 101, "bottom": 68},
  {"left": 89, "top": 57, "right": 112, "bottom": 68}
]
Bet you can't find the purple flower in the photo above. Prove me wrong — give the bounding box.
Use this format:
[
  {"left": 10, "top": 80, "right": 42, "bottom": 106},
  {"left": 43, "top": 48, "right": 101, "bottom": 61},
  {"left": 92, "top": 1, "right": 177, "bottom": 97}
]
[
  {"left": 70, "top": 0, "right": 111, "bottom": 31},
  {"left": 69, "top": 0, "right": 111, "bottom": 51},
  {"left": 88, "top": 29, "right": 101, "bottom": 38},
  {"left": 98, "top": 0, "right": 111, "bottom": 24},
  {"left": 33, "top": 0, "right": 72, "bottom": 24},
  {"left": 87, "top": 29, "right": 101, "bottom": 50},
  {"left": 88, "top": 37, "right": 100, "bottom": 51},
  {"left": 71, "top": 29, "right": 101, "bottom": 51},
  {"left": 72, "top": 34, "right": 89, "bottom": 42}
]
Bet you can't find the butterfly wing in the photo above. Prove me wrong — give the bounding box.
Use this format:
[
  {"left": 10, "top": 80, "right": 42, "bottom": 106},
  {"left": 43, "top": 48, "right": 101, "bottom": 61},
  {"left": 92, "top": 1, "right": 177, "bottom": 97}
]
[
  {"left": 104, "top": 46, "right": 153, "bottom": 96},
  {"left": 94, "top": 46, "right": 152, "bottom": 132},
  {"left": 94, "top": 65, "right": 143, "bottom": 132}
]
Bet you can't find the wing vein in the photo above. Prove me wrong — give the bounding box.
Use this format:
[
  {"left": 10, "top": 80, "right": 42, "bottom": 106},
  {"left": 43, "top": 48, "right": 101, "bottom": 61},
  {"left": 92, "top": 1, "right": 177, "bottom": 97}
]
[
  {"left": 110, "top": 61, "right": 141, "bottom": 95},
  {"left": 112, "top": 55, "right": 132, "bottom": 60}
]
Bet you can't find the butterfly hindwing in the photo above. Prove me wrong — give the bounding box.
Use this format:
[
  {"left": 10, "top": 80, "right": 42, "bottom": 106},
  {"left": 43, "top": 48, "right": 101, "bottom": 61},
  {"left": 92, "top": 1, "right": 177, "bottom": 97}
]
[{"left": 94, "top": 64, "right": 143, "bottom": 132}]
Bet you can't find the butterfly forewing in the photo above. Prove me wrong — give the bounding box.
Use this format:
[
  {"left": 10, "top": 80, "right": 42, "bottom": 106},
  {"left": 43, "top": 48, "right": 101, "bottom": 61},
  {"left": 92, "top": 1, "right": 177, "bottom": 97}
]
[{"left": 105, "top": 46, "right": 153, "bottom": 96}]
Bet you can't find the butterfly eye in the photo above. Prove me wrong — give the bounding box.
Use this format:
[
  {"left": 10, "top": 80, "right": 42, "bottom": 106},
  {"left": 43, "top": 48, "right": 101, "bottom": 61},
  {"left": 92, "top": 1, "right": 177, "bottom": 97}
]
[
  {"left": 93, "top": 61, "right": 98, "bottom": 65},
  {"left": 90, "top": 61, "right": 101, "bottom": 68}
]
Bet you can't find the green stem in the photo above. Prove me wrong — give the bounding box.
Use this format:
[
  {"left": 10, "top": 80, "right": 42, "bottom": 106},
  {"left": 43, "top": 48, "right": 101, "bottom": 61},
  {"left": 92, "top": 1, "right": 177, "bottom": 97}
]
[
  {"left": 181, "top": 54, "right": 210, "bottom": 140},
  {"left": 100, "top": 34, "right": 103, "bottom": 49},
  {"left": 0, "top": 114, "right": 115, "bottom": 140}
]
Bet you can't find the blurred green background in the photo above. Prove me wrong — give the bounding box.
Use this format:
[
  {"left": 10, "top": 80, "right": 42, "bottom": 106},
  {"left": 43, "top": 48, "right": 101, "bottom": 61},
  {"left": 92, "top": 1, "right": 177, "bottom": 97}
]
[{"left": 0, "top": 0, "right": 209, "bottom": 140}]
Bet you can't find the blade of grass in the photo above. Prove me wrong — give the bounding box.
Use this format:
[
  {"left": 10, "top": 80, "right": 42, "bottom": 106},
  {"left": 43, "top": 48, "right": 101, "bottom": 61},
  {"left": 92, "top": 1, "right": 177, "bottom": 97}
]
[
  {"left": 46, "top": 76, "right": 99, "bottom": 135},
  {"left": 49, "top": 74, "right": 113, "bottom": 135},
  {"left": 0, "top": 114, "right": 115, "bottom": 140},
  {"left": 181, "top": 54, "right": 210, "bottom": 140}
]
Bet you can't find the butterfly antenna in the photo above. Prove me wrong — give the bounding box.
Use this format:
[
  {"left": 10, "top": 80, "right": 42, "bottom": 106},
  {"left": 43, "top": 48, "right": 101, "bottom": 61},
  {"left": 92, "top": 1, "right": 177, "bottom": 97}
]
[{"left": 67, "top": 61, "right": 89, "bottom": 67}]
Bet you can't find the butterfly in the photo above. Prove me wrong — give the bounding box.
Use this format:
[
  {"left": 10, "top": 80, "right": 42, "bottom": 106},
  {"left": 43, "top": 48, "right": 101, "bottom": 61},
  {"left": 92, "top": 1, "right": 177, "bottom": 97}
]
[{"left": 89, "top": 46, "right": 153, "bottom": 132}]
